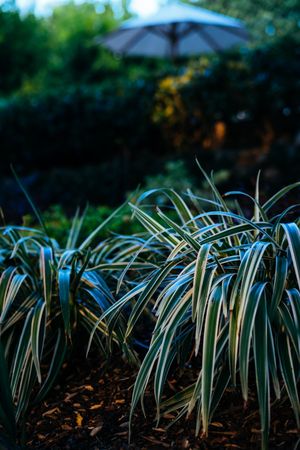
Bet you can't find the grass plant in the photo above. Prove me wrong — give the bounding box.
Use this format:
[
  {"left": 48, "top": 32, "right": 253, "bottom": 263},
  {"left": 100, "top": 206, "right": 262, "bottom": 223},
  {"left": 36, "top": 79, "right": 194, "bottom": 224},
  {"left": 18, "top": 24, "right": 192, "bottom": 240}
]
[
  {"left": 99, "top": 166, "right": 300, "bottom": 450},
  {"left": 0, "top": 201, "right": 130, "bottom": 446}
]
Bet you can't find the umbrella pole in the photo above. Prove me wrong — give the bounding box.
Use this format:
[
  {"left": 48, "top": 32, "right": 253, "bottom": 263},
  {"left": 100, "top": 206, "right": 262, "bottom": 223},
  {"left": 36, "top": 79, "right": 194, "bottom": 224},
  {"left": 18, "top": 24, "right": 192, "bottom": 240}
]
[
  {"left": 170, "top": 23, "right": 179, "bottom": 62},
  {"left": 170, "top": 40, "right": 178, "bottom": 61}
]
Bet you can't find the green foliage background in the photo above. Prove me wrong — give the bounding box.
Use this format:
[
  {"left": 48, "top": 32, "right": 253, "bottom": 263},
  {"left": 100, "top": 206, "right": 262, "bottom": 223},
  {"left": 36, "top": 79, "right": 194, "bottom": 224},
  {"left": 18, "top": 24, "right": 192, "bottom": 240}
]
[
  {"left": 0, "top": 0, "right": 299, "bottom": 219},
  {"left": 1, "top": 0, "right": 299, "bottom": 95},
  {"left": 184, "top": 0, "right": 300, "bottom": 42}
]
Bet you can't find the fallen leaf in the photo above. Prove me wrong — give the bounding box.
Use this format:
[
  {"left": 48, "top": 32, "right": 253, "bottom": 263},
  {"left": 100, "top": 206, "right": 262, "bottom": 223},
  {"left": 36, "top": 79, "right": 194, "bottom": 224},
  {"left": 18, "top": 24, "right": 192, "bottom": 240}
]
[
  {"left": 163, "top": 413, "right": 175, "bottom": 419},
  {"left": 210, "top": 431, "right": 238, "bottom": 436},
  {"left": 85, "top": 385, "right": 94, "bottom": 392},
  {"left": 90, "top": 403, "right": 104, "bottom": 410},
  {"left": 181, "top": 438, "right": 190, "bottom": 448},
  {"left": 90, "top": 425, "right": 103, "bottom": 437},
  {"left": 37, "top": 434, "right": 46, "bottom": 440},
  {"left": 42, "top": 407, "right": 60, "bottom": 417},
  {"left": 211, "top": 422, "right": 224, "bottom": 428},
  {"left": 75, "top": 412, "right": 83, "bottom": 427},
  {"left": 224, "top": 445, "right": 242, "bottom": 448},
  {"left": 64, "top": 392, "right": 77, "bottom": 402}
]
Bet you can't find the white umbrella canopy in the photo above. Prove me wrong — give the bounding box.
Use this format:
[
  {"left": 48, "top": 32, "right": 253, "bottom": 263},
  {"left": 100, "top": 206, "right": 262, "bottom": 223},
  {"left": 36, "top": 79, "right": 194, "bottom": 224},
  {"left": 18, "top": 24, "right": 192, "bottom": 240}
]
[{"left": 99, "top": 2, "right": 249, "bottom": 58}]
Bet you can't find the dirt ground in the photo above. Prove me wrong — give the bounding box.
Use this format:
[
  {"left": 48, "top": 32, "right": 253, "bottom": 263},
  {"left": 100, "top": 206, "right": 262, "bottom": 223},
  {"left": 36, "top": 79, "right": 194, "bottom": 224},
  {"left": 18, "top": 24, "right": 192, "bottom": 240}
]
[{"left": 25, "top": 354, "right": 299, "bottom": 450}]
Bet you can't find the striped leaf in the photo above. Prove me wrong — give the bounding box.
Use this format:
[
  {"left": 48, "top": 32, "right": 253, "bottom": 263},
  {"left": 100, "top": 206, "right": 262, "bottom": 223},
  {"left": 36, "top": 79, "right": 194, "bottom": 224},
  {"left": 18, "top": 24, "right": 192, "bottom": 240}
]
[
  {"left": 39, "top": 247, "right": 53, "bottom": 312},
  {"left": 282, "top": 223, "right": 300, "bottom": 291},
  {"left": 253, "top": 296, "right": 270, "bottom": 450},
  {"left": 277, "top": 334, "right": 300, "bottom": 428},
  {"left": 58, "top": 268, "right": 72, "bottom": 338},
  {"left": 0, "top": 339, "right": 16, "bottom": 439},
  {"left": 239, "top": 282, "right": 266, "bottom": 401},
  {"left": 201, "top": 286, "right": 223, "bottom": 435},
  {"left": 30, "top": 299, "right": 46, "bottom": 383}
]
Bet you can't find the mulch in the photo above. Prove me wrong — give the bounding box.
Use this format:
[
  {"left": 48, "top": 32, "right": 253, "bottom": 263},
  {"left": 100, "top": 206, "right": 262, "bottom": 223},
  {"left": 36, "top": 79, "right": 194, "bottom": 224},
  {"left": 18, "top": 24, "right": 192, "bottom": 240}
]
[{"left": 26, "top": 355, "right": 299, "bottom": 450}]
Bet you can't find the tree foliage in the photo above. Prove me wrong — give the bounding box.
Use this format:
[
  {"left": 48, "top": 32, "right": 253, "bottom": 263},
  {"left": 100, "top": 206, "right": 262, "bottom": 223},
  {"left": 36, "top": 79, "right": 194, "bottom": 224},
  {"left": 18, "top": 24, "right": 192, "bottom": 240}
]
[
  {"left": 0, "top": 5, "right": 48, "bottom": 93},
  {"left": 184, "top": 0, "right": 300, "bottom": 42},
  {"left": 44, "top": 1, "right": 120, "bottom": 86}
]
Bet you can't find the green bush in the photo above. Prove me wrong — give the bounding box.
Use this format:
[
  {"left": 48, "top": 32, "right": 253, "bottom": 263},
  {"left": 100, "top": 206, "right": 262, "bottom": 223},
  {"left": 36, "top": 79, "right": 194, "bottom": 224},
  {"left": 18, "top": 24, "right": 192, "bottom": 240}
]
[
  {"left": 23, "top": 204, "right": 142, "bottom": 247},
  {"left": 102, "top": 167, "right": 300, "bottom": 450},
  {"left": 154, "top": 35, "right": 300, "bottom": 154},
  {"left": 0, "top": 7, "right": 48, "bottom": 94}
]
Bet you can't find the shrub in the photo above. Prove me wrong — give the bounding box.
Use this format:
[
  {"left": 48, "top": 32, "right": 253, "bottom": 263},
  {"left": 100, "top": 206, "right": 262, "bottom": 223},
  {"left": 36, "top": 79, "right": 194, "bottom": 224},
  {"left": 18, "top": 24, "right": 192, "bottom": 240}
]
[
  {"left": 101, "top": 166, "right": 300, "bottom": 450},
  {"left": 0, "top": 204, "right": 131, "bottom": 446},
  {"left": 154, "top": 35, "right": 300, "bottom": 154},
  {"left": 0, "top": 82, "right": 159, "bottom": 176},
  {"left": 22, "top": 204, "right": 143, "bottom": 247}
]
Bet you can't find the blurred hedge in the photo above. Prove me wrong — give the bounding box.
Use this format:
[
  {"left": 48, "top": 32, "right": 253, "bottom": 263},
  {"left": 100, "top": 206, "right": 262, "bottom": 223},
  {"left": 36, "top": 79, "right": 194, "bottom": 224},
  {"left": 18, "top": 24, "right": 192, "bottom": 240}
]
[
  {"left": 154, "top": 35, "right": 300, "bottom": 152},
  {"left": 0, "top": 80, "right": 166, "bottom": 217},
  {"left": 0, "top": 80, "right": 161, "bottom": 173},
  {"left": 0, "top": 35, "right": 299, "bottom": 219}
]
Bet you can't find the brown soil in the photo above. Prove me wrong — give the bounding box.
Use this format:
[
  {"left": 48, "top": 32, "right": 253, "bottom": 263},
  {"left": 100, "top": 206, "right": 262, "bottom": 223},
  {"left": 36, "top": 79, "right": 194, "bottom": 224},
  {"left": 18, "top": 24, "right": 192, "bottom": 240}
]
[{"left": 26, "top": 356, "right": 299, "bottom": 450}]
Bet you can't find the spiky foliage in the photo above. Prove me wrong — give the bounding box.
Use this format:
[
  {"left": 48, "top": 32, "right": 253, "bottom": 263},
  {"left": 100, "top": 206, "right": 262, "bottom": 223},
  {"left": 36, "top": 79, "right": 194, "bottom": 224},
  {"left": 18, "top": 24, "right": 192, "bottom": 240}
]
[
  {"left": 100, "top": 169, "right": 300, "bottom": 450},
  {"left": 0, "top": 205, "right": 131, "bottom": 445}
]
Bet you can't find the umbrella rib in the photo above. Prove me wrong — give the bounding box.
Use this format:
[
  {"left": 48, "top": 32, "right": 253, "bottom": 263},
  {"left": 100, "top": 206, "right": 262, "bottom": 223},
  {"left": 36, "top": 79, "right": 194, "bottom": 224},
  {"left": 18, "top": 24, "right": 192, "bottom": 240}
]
[
  {"left": 218, "top": 25, "right": 249, "bottom": 40},
  {"left": 145, "top": 26, "right": 176, "bottom": 57},
  {"left": 177, "top": 23, "right": 196, "bottom": 39},
  {"left": 150, "top": 22, "right": 194, "bottom": 40},
  {"left": 121, "top": 28, "right": 150, "bottom": 53},
  {"left": 195, "top": 26, "right": 222, "bottom": 52}
]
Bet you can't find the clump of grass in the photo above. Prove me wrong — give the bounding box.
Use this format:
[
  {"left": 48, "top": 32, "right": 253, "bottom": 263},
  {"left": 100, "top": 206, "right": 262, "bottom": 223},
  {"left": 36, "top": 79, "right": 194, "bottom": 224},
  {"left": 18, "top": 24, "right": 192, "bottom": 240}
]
[
  {"left": 0, "top": 198, "right": 132, "bottom": 446},
  {"left": 100, "top": 166, "right": 300, "bottom": 450}
]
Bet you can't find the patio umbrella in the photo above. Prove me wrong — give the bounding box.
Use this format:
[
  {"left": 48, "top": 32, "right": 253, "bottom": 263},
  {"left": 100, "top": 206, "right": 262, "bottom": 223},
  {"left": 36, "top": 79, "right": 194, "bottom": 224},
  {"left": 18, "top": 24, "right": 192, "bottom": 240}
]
[{"left": 98, "top": 2, "right": 249, "bottom": 59}]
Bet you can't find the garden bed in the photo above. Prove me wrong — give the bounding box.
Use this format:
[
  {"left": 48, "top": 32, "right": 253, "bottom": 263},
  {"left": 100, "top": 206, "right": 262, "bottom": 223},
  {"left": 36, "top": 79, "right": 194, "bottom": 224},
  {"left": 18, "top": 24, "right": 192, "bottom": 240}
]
[
  {"left": 26, "top": 355, "right": 298, "bottom": 449},
  {"left": 0, "top": 173, "right": 299, "bottom": 450}
]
